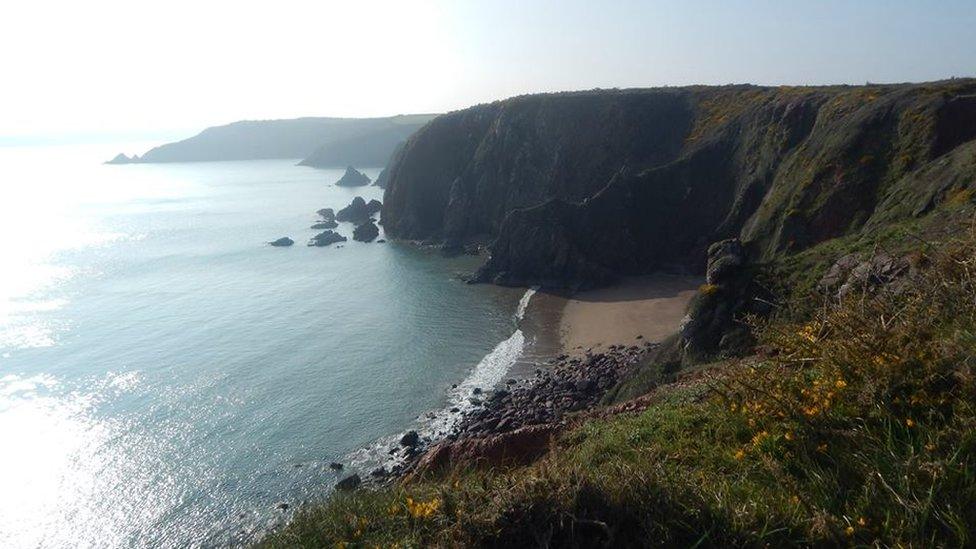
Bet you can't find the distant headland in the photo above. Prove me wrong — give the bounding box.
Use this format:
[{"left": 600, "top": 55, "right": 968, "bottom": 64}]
[{"left": 106, "top": 114, "right": 436, "bottom": 167}]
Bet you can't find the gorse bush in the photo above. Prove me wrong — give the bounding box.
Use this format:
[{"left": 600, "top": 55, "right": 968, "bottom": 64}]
[{"left": 712, "top": 230, "right": 976, "bottom": 544}]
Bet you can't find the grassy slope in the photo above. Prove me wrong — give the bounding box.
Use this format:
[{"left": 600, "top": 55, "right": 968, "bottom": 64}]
[{"left": 262, "top": 220, "right": 976, "bottom": 548}]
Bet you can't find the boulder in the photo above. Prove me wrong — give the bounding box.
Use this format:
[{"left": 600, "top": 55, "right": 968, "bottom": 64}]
[
  {"left": 268, "top": 237, "right": 294, "bottom": 247},
  {"left": 411, "top": 424, "right": 560, "bottom": 474},
  {"left": 334, "top": 166, "right": 370, "bottom": 187},
  {"left": 400, "top": 430, "right": 420, "bottom": 447},
  {"left": 353, "top": 220, "right": 380, "bottom": 242},
  {"left": 310, "top": 220, "right": 338, "bottom": 230},
  {"left": 335, "top": 474, "right": 361, "bottom": 491},
  {"left": 328, "top": 462, "right": 344, "bottom": 471},
  {"left": 308, "top": 230, "right": 347, "bottom": 247}
]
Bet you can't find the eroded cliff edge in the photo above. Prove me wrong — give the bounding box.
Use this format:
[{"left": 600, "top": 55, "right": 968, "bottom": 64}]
[{"left": 381, "top": 81, "right": 976, "bottom": 289}]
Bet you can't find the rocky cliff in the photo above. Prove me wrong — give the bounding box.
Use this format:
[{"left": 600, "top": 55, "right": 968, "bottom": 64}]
[{"left": 381, "top": 81, "right": 976, "bottom": 289}]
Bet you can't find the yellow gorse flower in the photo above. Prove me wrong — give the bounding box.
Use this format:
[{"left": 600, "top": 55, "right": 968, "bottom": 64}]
[{"left": 406, "top": 497, "right": 441, "bottom": 519}]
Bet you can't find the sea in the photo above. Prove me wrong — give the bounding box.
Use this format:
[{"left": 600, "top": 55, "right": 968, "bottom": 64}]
[{"left": 0, "top": 144, "right": 548, "bottom": 547}]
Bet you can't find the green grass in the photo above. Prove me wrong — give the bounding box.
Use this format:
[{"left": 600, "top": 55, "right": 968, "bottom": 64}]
[{"left": 261, "top": 226, "right": 976, "bottom": 548}]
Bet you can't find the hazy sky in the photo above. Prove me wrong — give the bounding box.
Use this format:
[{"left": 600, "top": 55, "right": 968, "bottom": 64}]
[{"left": 2, "top": 0, "right": 974, "bottom": 141}]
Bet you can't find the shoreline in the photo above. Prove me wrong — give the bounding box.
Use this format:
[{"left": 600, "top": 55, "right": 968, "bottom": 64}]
[{"left": 392, "top": 273, "right": 701, "bottom": 476}]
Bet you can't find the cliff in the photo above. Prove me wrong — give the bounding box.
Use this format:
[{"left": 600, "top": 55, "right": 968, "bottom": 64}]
[
  {"left": 111, "top": 114, "right": 435, "bottom": 164},
  {"left": 381, "top": 81, "right": 976, "bottom": 289}
]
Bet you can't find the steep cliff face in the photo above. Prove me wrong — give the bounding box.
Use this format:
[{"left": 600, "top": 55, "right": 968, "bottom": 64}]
[{"left": 382, "top": 81, "right": 976, "bottom": 288}]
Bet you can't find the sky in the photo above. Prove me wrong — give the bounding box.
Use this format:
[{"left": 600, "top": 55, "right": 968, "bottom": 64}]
[{"left": 1, "top": 0, "right": 974, "bottom": 142}]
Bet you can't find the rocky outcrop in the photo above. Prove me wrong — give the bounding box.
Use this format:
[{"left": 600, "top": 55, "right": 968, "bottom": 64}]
[
  {"left": 311, "top": 220, "right": 338, "bottom": 229},
  {"left": 268, "top": 237, "right": 294, "bottom": 247},
  {"left": 413, "top": 424, "right": 560, "bottom": 474},
  {"left": 308, "top": 230, "right": 347, "bottom": 247},
  {"left": 335, "top": 166, "right": 370, "bottom": 187},
  {"left": 382, "top": 80, "right": 976, "bottom": 289},
  {"left": 335, "top": 474, "right": 361, "bottom": 491},
  {"left": 352, "top": 220, "right": 379, "bottom": 242},
  {"left": 820, "top": 253, "right": 914, "bottom": 300},
  {"left": 678, "top": 239, "right": 760, "bottom": 361},
  {"left": 336, "top": 197, "right": 376, "bottom": 224},
  {"left": 317, "top": 208, "right": 336, "bottom": 223}
]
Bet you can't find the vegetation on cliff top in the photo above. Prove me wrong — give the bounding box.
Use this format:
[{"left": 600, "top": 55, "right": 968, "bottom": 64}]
[{"left": 261, "top": 222, "right": 976, "bottom": 547}]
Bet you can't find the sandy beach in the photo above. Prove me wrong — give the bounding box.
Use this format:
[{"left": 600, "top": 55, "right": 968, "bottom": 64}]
[{"left": 556, "top": 274, "right": 702, "bottom": 355}]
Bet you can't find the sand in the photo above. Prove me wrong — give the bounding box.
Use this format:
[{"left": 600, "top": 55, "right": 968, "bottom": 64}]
[{"left": 557, "top": 274, "right": 702, "bottom": 355}]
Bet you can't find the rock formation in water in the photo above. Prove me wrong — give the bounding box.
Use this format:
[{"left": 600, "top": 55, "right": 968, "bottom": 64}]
[
  {"left": 308, "top": 230, "right": 347, "bottom": 247},
  {"left": 317, "top": 208, "right": 336, "bottom": 223},
  {"left": 381, "top": 80, "right": 976, "bottom": 290},
  {"left": 352, "top": 220, "right": 380, "bottom": 242},
  {"left": 336, "top": 197, "right": 373, "bottom": 224},
  {"left": 310, "top": 221, "right": 338, "bottom": 229},
  {"left": 268, "top": 237, "right": 295, "bottom": 247},
  {"left": 334, "top": 166, "right": 370, "bottom": 187}
]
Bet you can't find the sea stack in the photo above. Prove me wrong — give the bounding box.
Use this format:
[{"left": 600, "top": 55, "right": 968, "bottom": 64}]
[
  {"left": 336, "top": 197, "right": 372, "bottom": 224},
  {"left": 352, "top": 220, "right": 380, "bottom": 242},
  {"left": 334, "top": 166, "right": 370, "bottom": 187}
]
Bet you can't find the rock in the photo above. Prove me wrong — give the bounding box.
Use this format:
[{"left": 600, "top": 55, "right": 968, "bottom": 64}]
[
  {"left": 400, "top": 430, "right": 420, "bottom": 447},
  {"left": 472, "top": 387, "right": 482, "bottom": 395},
  {"left": 336, "top": 197, "right": 371, "bottom": 224},
  {"left": 334, "top": 166, "right": 371, "bottom": 187},
  {"left": 411, "top": 424, "right": 561, "bottom": 475},
  {"left": 370, "top": 467, "right": 388, "bottom": 478},
  {"left": 268, "top": 237, "right": 294, "bottom": 247},
  {"left": 377, "top": 239, "right": 386, "bottom": 243},
  {"left": 366, "top": 199, "right": 382, "bottom": 215},
  {"left": 335, "top": 474, "right": 361, "bottom": 491},
  {"left": 705, "top": 239, "right": 744, "bottom": 284},
  {"left": 275, "top": 502, "right": 290, "bottom": 510},
  {"left": 328, "top": 462, "right": 343, "bottom": 471},
  {"left": 316, "top": 208, "right": 336, "bottom": 223},
  {"left": 308, "top": 230, "right": 347, "bottom": 247},
  {"left": 311, "top": 220, "right": 338, "bottom": 230},
  {"left": 352, "top": 220, "right": 380, "bottom": 242}
]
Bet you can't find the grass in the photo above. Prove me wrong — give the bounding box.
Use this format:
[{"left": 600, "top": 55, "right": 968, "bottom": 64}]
[{"left": 261, "top": 228, "right": 976, "bottom": 548}]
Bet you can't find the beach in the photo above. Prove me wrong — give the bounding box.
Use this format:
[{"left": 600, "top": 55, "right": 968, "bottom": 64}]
[{"left": 557, "top": 274, "right": 702, "bottom": 355}]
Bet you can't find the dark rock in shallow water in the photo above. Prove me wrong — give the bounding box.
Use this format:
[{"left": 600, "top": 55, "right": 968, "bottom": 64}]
[
  {"left": 400, "top": 430, "right": 420, "bottom": 447},
  {"left": 377, "top": 239, "right": 386, "bottom": 243},
  {"left": 334, "top": 166, "right": 370, "bottom": 187},
  {"left": 335, "top": 474, "right": 361, "bottom": 491},
  {"left": 329, "top": 462, "right": 343, "bottom": 471},
  {"left": 316, "top": 208, "right": 336, "bottom": 223},
  {"left": 308, "top": 230, "right": 347, "bottom": 247},
  {"left": 336, "top": 197, "right": 371, "bottom": 224},
  {"left": 366, "top": 199, "right": 382, "bottom": 215},
  {"left": 275, "top": 502, "right": 290, "bottom": 510},
  {"left": 353, "top": 220, "right": 380, "bottom": 242},
  {"left": 268, "top": 237, "right": 294, "bottom": 247},
  {"left": 310, "top": 220, "right": 338, "bottom": 230}
]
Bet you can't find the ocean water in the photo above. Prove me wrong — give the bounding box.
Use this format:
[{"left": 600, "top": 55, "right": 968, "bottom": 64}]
[{"left": 0, "top": 145, "right": 533, "bottom": 547}]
